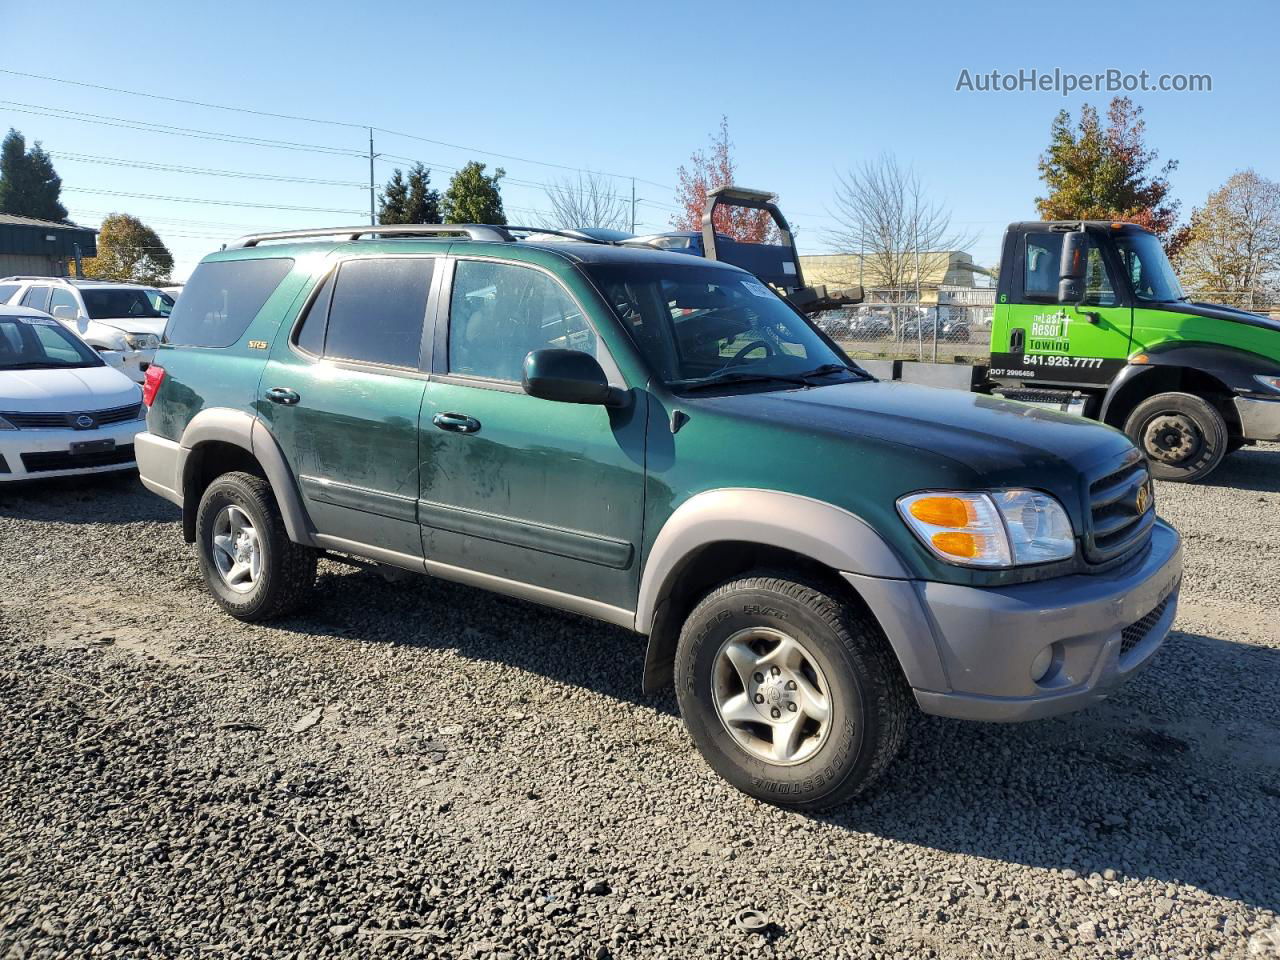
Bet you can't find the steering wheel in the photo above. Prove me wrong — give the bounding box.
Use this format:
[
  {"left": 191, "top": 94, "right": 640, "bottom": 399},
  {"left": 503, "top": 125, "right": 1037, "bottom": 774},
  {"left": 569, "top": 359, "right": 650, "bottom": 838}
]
[{"left": 730, "top": 339, "right": 775, "bottom": 364}]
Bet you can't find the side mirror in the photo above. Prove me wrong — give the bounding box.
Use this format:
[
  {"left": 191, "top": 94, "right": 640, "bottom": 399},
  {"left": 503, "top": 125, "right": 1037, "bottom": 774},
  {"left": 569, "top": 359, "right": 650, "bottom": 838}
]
[
  {"left": 1058, "top": 230, "right": 1088, "bottom": 304},
  {"left": 522, "top": 349, "right": 624, "bottom": 406},
  {"left": 1058, "top": 278, "right": 1085, "bottom": 303},
  {"left": 51, "top": 305, "right": 77, "bottom": 322}
]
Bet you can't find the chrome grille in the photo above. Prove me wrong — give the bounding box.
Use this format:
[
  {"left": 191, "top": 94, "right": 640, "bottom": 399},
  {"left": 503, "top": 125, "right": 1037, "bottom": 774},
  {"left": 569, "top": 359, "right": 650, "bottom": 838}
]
[
  {"left": 1120, "top": 595, "right": 1171, "bottom": 659},
  {"left": 2, "top": 403, "right": 142, "bottom": 430},
  {"left": 1086, "top": 453, "right": 1156, "bottom": 564}
]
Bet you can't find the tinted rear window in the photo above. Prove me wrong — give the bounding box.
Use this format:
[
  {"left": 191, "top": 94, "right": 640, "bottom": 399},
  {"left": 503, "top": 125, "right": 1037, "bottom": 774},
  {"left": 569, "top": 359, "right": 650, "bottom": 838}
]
[
  {"left": 323, "top": 258, "right": 433, "bottom": 368},
  {"left": 165, "top": 258, "right": 294, "bottom": 347},
  {"left": 0, "top": 283, "right": 20, "bottom": 303}
]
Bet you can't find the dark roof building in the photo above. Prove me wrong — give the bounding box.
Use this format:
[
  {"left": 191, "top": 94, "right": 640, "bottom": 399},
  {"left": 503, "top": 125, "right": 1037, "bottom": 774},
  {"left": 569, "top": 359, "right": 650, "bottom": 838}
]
[{"left": 0, "top": 214, "right": 98, "bottom": 278}]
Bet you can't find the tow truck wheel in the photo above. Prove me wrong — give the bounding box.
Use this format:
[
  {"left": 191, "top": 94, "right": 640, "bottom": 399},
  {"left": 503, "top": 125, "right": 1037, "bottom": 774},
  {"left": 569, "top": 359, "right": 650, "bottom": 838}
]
[{"left": 1124, "top": 392, "right": 1228, "bottom": 483}]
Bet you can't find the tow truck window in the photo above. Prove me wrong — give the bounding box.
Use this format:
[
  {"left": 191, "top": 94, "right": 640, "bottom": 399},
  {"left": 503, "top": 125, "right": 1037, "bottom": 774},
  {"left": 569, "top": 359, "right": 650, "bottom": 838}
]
[
  {"left": 1025, "top": 233, "right": 1116, "bottom": 305},
  {"left": 1115, "top": 230, "right": 1184, "bottom": 302}
]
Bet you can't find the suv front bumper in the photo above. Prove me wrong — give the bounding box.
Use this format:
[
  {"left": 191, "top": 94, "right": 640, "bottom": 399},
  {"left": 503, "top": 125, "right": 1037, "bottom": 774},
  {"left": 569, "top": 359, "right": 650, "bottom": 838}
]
[
  {"left": 1234, "top": 394, "right": 1280, "bottom": 442},
  {"left": 845, "top": 520, "right": 1182, "bottom": 722},
  {"left": 0, "top": 418, "right": 144, "bottom": 481}
]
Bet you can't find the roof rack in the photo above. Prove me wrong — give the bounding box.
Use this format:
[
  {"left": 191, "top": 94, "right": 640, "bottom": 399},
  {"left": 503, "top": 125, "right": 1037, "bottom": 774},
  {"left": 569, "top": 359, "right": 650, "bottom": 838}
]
[
  {"left": 226, "top": 224, "right": 512, "bottom": 248},
  {"left": 224, "top": 224, "right": 620, "bottom": 250}
]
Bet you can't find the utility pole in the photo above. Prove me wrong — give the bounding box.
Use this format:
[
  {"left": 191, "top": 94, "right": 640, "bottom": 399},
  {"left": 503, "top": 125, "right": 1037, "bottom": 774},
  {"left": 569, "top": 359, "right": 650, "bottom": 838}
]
[
  {"left": 368, "top": 128, "right": 377, "bottom": 226},
  {"left": 630, "top": 178, "right": 637, "bottom": 234}
]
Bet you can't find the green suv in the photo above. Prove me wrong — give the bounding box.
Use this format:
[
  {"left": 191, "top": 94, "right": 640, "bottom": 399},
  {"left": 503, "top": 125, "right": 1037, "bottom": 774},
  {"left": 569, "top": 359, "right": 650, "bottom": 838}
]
[{"left": 137, "top": 224, "right": 1183, "bottom": 809}]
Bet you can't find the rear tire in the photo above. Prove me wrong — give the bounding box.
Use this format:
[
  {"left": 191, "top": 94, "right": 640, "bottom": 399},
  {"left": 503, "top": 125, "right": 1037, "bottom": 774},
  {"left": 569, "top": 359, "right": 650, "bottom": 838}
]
[
  {"left": 1123, "top": 391, "right": 1228, "bottom": 483},
  {"left": 674, "top": 572, "right": 909, "bottom": 811},
  {"left": 195, "top": 471, "right": 316, "bottom": 621}
]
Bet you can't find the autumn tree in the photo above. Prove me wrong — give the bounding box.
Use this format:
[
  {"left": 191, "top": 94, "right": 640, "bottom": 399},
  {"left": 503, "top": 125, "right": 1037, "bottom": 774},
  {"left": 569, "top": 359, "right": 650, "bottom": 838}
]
[
  {"left": 0, "top": 129, "right": 67, "bottom": 221},
  {"left": 672, "top": 117, "right": 775, "bottom": 241},
  {"left": 442, "top": 162, "right": 506, "bottom": 225},
  {"left": 83, "top": 213, "right": 173, "bottom": 284},
  {"left": 378, "top": 162, "right": 441, "bottom": 225},
  {"left": 539, "top": 172, "right": 629, "bottom": 232},
  {"left": 1177, "top": 170, "right": 1280, "bottom": 309},
  {"left": 1036, "top": 97, "right": 1180, "bottom": 240},
  {"left": 829, "top": 153, "right": 971, "bottom": 304}
]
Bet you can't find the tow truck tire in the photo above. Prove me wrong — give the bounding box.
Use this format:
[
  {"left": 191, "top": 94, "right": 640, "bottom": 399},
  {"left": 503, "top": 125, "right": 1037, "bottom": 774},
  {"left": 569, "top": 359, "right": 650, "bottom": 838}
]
[
  {"left": 1123, "top": 392, "right": 1229, "bottom": 483},
  {"left": 674, "top": 572, "right": 909, "bottom": 811}
]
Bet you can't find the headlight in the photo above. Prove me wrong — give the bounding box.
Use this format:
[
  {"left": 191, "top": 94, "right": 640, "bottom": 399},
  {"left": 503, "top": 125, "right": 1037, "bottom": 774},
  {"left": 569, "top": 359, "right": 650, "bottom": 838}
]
[
  {"left": 125, "top": 333, "right": 160, "bottom": 350},
  {"left": 897, "top": 489, "right": 1076, "bottom": 568},
  {"left": 1253, "top": 374, "right": 1280, "bottom": 393},
  {"left": 0, "top": 415, "right": 16, "bottom": 431}
]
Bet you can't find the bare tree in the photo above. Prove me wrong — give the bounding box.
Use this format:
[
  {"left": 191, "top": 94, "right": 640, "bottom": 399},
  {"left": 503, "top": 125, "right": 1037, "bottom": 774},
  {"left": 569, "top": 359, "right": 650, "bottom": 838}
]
[
  {"left": 1178, "top": 169, "right": 1280, "bottom": 310},
  {"left": 828, "top": 154, "right": 972, "bottom": 324},
  {"left": 539, "top": 172, "right": 630, "bottom": 232}
]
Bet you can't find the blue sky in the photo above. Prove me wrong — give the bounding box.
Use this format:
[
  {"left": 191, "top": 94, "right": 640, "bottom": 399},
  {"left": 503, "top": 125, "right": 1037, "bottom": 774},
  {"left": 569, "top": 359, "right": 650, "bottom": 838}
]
[{"left": 1, "top": 0, "right": 1276, "bottom": 279}]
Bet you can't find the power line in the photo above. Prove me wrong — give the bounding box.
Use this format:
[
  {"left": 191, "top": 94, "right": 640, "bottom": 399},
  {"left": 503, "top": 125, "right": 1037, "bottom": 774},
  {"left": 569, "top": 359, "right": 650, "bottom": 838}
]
[
  {"left": 63, "top": 186, "right": 366, "bottom": 215},
  {"left": 0, "top": 68, "right": 368, "bottom": 130},
  {"left": 0, "top": 69, "right": 677, "bottom": 191},
  {"left": 0, "top": 101, "right": 364, "bottom": 157},
  {"left": 48, "top": 151, "right": 367, "bottom": 188}
]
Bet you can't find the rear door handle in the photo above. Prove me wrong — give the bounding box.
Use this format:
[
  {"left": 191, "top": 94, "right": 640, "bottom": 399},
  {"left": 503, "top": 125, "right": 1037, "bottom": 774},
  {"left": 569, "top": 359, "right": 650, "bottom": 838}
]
[
  {"left": 432, "top": 412, "right": 481, "bottom": 434},
  {"left": 266, "top": 387, "right": 300, "bottom": 406}
]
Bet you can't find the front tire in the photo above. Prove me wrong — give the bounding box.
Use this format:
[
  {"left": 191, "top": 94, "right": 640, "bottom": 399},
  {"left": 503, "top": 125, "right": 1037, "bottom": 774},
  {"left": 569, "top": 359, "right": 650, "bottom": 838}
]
[
  {"left": 195, "top": 471, "right": 316, "bottom": 621},
  {"left": 1123, "top": 391, "right": 1229, "bottom": 483},
  {"left": 674, "top": 573, "right": 909, "bottom": 811}
]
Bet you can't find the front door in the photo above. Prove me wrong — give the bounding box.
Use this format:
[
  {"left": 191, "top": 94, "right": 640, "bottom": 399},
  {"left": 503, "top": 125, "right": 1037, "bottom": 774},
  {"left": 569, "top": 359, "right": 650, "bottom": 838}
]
[
  {"left": 992, "top": 228, "right": 1132, "bottom": 387},
  {"left": 420, "top": 257, "right": 646, "bottom": 616},
  {"left": 260, "top": 256, "right": 437, "bottom": 560}
]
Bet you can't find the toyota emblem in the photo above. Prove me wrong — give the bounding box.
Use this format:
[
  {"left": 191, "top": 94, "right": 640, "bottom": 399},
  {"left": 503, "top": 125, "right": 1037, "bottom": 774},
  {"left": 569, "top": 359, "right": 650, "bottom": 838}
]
[{"left": 75, "top": 414, "right": 94, "bottom": 428}]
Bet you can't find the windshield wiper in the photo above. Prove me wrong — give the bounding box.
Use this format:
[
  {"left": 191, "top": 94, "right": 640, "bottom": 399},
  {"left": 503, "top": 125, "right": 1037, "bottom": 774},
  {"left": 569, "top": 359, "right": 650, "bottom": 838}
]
[
  {"left": 797, "top": 362, "right": 870, "bottom": 381},
  {"left": 670, "top": 371, "right": 814, "bottom": 392},
  {"left": 2, "top": 361, "right": 84, "bottom": 370}
]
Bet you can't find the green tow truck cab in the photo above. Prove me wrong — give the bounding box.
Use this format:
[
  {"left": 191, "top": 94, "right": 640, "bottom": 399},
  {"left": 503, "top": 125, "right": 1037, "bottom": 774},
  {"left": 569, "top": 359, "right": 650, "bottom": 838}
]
[{"left": 989, "top": 221, "right": 1280, "bottom": 481}]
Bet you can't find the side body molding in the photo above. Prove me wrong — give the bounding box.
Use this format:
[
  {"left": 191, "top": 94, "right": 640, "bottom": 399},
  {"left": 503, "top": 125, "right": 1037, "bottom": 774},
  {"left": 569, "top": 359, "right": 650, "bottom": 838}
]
[{"left": 176, "top": 408, "right": 315, "bottom": 545}]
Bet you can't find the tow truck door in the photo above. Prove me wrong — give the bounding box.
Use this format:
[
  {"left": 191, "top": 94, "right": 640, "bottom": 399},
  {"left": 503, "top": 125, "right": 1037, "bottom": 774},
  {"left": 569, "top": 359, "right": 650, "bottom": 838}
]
[{"left": 991, "top": 227, "right": 1132, "bottom": 387}]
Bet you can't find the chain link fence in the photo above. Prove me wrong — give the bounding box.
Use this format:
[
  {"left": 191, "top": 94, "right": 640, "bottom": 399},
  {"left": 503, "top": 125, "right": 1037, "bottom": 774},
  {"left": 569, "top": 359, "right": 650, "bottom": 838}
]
[{"left": 814, "top": 302, "right": 994, "bottom": 363}]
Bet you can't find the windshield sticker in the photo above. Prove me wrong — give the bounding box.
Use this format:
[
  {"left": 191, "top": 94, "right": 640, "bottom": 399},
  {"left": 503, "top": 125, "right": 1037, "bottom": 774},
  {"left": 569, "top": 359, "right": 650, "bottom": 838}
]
[
  {"left": 742, "top": 280, "right": 774, "bottom": 299},
  {"left": 17, "top": 316, "right": 58, "bottom": 326}
]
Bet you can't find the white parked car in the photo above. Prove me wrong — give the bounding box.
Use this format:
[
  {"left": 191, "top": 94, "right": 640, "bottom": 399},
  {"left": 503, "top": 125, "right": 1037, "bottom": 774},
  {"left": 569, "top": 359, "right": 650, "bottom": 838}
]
[
  {"left": 0, "top": 277, "right": 175, "bottom": 383},
  {"left": 0, "top": 304, "right": 146, "bottom": 482}
]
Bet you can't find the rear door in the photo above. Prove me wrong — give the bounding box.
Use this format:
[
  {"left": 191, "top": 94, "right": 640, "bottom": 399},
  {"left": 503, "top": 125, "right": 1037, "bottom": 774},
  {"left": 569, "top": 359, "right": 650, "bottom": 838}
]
[
  {"left": 419, "top": 256, "right": 646, "bottom": 616},
  {"left": 260, "top": 256, "right": 438, "bottom": 561},
  {"left": 991, "top": 229, "right": 1132, "bottom": 387}
]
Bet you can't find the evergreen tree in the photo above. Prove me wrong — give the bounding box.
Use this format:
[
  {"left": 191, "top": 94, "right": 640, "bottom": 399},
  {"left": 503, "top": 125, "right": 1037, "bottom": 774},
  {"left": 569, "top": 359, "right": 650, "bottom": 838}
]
[
  {"left": 379, "top": 163, "right": 441, "bottom": 224},
  {"left": 442, "top": 162, "right": 506, "bottom": 225},
  {"left": 0, "top": 129, "right": 68, "bottom": 221}
]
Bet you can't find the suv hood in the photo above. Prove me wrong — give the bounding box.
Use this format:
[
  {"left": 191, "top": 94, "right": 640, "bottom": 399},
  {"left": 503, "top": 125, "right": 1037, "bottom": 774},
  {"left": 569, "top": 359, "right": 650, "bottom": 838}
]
[
  {"left": 95, "top": 317, "right": 167, "bottom": 337},
  {"left": 687, "top": 379, "right": 1134, "bottom": 478},
  {"left": 0, "top": 364, "right": 142, "bottom": 412}
]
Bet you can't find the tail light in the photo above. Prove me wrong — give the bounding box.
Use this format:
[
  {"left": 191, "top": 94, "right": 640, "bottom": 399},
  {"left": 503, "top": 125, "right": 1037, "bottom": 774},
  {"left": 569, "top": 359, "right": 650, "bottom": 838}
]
[{"left": 142, "top": 365, "right": 166, "bottom": 407}]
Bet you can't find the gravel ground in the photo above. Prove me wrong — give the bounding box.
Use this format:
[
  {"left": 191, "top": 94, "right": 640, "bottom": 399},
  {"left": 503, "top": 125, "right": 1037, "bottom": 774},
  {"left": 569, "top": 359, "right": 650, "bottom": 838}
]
[{"left": 1, "top": 446, "right": 1278, "bottom": 960}]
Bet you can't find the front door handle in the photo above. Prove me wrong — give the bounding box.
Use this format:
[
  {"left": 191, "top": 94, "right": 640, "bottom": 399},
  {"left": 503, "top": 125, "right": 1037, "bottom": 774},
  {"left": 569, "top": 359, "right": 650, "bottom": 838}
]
[
  {"left": 266, "top": 387, "right": 300, "bottom": 406},
  {"left": 432, "top": 412, "right": 481, "bottom": 434}
]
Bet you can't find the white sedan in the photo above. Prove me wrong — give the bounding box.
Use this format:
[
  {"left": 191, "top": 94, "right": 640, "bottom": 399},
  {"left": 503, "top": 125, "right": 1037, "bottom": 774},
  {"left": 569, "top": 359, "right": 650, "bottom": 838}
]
[{"left": 0, "top": 304, "right": 146, "bottom": 482}]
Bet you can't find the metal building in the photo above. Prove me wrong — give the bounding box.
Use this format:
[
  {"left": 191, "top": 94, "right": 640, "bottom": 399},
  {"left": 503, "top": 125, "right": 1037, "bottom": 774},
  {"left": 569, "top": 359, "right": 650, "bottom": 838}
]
[{"left": 0, "top": 214, "right": 98, "bottom": 278}]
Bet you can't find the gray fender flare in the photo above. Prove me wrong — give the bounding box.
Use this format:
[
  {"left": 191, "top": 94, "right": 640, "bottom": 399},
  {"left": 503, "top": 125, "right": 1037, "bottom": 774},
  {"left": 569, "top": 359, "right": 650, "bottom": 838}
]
[
  {"left": 634, "top": 489, "right": 945, "bottom": 694},
  {"left": 178, "top": 408, "right": 314, "bottom": 545}
]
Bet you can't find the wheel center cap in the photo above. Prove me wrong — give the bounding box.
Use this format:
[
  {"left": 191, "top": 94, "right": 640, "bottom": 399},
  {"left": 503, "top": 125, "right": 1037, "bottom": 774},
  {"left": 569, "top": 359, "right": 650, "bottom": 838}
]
[{"left": 750, "top": 672, "right": 798, "bottom": 721}]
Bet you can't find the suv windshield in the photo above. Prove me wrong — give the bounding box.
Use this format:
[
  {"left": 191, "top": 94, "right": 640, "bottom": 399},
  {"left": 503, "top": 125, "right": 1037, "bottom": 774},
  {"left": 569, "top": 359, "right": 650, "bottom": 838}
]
[
  {"left": 0, "top": 315, "right": 103, "bottom": 369},
  {"left": 586, "top": 262, "right": 857, "bottom": 388},
  {"left": 81, "top": 288, "right": 168, "bottom": 320},
  {"left": 1115, "top": 230, "right": 1185, "bottom": 302}
]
